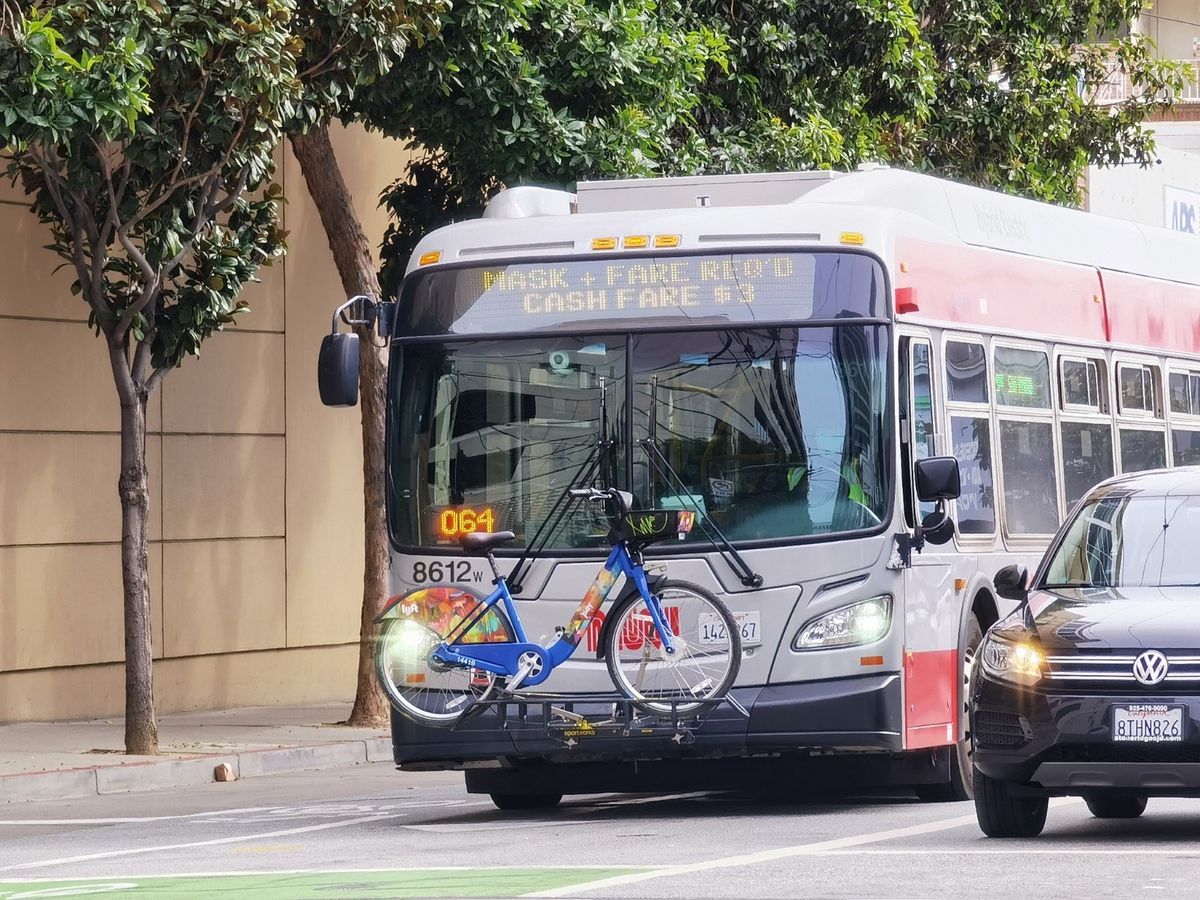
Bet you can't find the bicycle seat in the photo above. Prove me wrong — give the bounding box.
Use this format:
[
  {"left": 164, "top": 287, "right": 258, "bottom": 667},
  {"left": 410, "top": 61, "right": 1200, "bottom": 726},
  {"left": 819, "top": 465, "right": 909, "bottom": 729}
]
[
  {"left": 459, "top": 531, "right": 517, "bottom": 554},
  {"left": 610, "top": 490, "right": 634, "bottom": 515}
]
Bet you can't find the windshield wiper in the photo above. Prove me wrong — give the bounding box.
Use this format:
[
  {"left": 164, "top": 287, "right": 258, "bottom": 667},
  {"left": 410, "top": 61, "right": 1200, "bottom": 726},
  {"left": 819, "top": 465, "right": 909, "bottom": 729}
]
[{"left": 642, "top": 373, "right": 763, "bottom": 588}]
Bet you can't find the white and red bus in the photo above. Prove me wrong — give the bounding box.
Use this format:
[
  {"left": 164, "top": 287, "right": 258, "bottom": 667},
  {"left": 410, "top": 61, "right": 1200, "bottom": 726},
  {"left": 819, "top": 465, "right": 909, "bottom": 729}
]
[{"left": 331, "top": 167, "right": 1200, "bottom": 807}]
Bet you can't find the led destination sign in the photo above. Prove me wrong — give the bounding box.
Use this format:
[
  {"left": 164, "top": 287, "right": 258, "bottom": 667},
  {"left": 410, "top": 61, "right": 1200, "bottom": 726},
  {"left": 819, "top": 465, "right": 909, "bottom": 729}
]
[
  {"left": 401, "top": 251, "right": 884, "bottom": 335},
  {"left": 476, "top": 255, "right": 811, "bottom": 317}
]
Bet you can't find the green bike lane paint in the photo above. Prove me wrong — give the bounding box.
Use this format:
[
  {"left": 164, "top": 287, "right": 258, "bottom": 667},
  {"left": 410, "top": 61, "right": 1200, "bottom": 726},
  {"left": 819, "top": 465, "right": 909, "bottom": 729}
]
[{"left": 0, "top": 867, "right": 655, "bottom": 899}]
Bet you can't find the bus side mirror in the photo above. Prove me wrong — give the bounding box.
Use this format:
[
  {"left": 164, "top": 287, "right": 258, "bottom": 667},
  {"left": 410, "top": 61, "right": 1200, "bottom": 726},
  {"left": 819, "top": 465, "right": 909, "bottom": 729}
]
[
  {"left": 920, "top": 509, "right": 956, "bottom": 545},
  {"left": 915, "top": 456, "right": 961, "bottom": 502},
  {"left": 994, "top": 564, "right": 1030, "bottom": 602},
  {"left": 318, "top": 332, "right": 360, "bottom": 407}
]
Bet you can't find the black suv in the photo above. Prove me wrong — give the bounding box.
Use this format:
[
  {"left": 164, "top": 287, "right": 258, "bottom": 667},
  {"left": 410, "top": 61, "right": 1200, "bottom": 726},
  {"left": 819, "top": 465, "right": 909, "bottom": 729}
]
[{"left": 971, "top": 468, "right": 1200, "bottom": 837}]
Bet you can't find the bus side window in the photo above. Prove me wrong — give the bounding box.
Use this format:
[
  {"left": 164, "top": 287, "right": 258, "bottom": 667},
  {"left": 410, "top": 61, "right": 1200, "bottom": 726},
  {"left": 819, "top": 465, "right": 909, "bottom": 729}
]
[
  {"left": 900, "top": 337, "right": 935, "bottom": 527},
  {"left": 912, "top": 343, "right": 935, "bottom": 461},
  {"left": 994, "top": 345, "right": 1059, "bottom": 536},
  {"left": 1116, "top": 361, "right": 1166, "bottom": 473},
  {"left": 949, "top": 415, "right": 996, "bottom": 534},
  {"left": 944, "top": 337, "right": 995, "bottom": 536},
  {"left": 1058, "top": 355, "right": 1113, "bottom": 509},
  {"left": 912, "top": 342, "right": 936, "bottom": 520},
  {"left": 1168, "top": 368, "right": 1200, "bottom": 466},
  {"left": 1117, "top": 362, "right": 1160, "bottom": 417}
]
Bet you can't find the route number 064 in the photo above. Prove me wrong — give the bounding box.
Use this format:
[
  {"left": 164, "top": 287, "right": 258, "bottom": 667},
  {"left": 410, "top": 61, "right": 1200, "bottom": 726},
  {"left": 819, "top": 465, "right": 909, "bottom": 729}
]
[{"left": 436, "top": 506, "right": 496, "bottom": 538}]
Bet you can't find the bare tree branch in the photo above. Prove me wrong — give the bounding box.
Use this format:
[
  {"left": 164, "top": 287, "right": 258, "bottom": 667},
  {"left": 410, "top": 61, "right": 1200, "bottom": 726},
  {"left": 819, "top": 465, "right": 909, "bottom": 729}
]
[
  {"left": 0, "top": 0, "right": 21, "bottom": 40},
  {"left": 144, "top": 362, "right": 171, "bottom": 396},
  {"left": 27, "top": 146, "right": 113, "bottom": 326},
  {"left": 123, "top": 110, "right": 247, "bottom": 233},
  {"left": 121, "top": 164, "right": 222, "bottom": 230},
  {"left": 131, "top": 311, "right": 158, "bottom": 384},
  {"left": 112, "top": 230, "right": 160, "bottom": 343}
]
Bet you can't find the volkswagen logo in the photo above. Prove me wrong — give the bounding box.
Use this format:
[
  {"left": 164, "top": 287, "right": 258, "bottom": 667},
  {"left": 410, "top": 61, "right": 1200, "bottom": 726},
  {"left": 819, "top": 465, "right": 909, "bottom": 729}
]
[{"left": 1132, "top": 650, "right": 1170, "bottom": 686}]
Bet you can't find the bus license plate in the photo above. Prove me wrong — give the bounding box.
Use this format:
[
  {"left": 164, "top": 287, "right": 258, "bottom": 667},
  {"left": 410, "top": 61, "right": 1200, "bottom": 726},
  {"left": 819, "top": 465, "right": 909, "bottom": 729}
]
[
  {"left": 1112, "top": 704, "right": 1184, "bottom": 742},
  {"left": 699, "top": 611, "right": 761, "bottom": 647}
]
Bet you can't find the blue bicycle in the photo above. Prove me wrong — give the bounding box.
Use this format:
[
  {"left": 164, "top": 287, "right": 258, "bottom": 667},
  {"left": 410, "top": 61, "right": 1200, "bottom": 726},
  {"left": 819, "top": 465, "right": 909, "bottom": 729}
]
[{"left": 375, "top": 488, "right": 742, "bottom": 727}]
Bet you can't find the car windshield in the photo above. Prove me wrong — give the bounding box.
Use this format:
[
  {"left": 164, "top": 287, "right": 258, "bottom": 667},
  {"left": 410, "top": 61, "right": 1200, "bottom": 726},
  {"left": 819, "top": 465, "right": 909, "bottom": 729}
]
[
  {"left": 388, "top": 325, "right": 890, "bottom": 549},
  {"left": 1043, "top": 494, "right": 1200, "bottom": 588}
]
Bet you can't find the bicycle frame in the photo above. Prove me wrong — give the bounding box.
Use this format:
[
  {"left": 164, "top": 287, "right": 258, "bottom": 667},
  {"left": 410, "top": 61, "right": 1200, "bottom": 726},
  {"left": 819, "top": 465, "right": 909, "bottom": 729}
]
[{"left": 428, "top": 543, "right": 675, "bottom": 688}]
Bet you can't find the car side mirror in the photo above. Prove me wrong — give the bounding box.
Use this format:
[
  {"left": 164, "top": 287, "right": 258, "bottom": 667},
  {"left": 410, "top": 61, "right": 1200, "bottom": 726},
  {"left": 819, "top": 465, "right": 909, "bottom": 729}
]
[
  {"left": 915, "top": 456, "right": 961, "bottom": 502},
  {"left": 318, "top": 332, "right": 360, "bottom": 407},
  {"left": 994, "top": 564, "right": 1029, "bottom": 602}
]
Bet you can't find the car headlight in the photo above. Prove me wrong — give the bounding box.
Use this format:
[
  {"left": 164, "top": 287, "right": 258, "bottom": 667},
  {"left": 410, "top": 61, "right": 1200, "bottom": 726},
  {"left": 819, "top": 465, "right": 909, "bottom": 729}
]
[
  {"left": 980, "top": 632, "right": 1044, "bottom": 685},
  {"left": 794, "top": 595, "right": 892, "bottom": 650}
]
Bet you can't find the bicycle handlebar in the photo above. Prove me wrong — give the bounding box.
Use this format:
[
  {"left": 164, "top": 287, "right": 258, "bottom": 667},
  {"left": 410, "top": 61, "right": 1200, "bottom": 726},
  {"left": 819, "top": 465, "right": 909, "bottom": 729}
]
[{"left": 568, "top": 487, "right": 612, "bottom": 501}]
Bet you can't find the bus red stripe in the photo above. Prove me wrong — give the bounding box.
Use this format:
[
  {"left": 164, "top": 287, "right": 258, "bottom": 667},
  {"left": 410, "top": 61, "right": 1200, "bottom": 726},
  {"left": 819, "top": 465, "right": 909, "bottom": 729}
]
[{"left": 904, "top": 648, "right": 957, "bottom": 750}]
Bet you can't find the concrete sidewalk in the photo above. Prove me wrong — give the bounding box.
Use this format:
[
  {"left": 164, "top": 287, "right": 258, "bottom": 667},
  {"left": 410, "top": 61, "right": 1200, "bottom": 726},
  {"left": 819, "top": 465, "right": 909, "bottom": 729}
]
[{"left": 0, "top": 704, "right": 393, "bottom": 803}]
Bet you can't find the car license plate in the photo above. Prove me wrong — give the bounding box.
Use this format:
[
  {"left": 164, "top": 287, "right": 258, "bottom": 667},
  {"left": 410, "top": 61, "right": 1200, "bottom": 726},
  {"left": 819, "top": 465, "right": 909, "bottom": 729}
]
[
  {"left": 699, "top": 611, "right": 761, "bottom": 647},
  {"left": 1112, "top": 704, "right": 1185, "bottom": 742}
]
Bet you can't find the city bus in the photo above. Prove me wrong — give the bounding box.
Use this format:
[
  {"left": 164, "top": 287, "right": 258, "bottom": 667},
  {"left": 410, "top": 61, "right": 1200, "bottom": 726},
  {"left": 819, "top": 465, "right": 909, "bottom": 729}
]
[{"left": 319, "top": 167, "right": 1200, "bottom": 808}]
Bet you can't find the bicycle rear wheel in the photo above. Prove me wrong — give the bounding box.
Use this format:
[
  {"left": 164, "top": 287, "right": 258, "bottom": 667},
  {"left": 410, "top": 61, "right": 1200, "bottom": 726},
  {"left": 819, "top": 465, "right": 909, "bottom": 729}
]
[
  {"left": 375, "top": 617, "right": 498, "bottom": 728},
  {"left": 604, "top": 580, "right": 741, "bottom": 716}
]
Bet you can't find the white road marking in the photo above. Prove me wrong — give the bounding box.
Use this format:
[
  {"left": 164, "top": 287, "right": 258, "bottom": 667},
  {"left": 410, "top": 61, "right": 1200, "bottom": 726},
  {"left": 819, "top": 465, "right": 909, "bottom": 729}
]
[
  {"left": 0, "top": 799, "right": 491, "bottom": 829},
  {"left": 0, "top": 883, "right": 138, "bottom": 897},
  {"left": 524, "top": 798, "right": 1081, "bottom": 897},
  {"left": 816, "top": 854, "right": 1200, "bottom": 859},
  {"left": 0, "top": 865, "right": 669, "bottom": 886},
  {"left": 0, "top": 806, "right": 294, "bottom": 827},
  {"left": 0, "top": 814, "right": 401, "bottom": 874},
  {"left": 0, "top": 820, "right": 179, "bottom": 826}
]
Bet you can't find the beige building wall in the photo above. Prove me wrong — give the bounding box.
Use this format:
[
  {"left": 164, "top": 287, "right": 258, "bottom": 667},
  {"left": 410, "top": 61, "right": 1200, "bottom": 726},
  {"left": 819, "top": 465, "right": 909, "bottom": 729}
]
[{"left": 0, "top": 124, "right": 404, "bottom": 721}]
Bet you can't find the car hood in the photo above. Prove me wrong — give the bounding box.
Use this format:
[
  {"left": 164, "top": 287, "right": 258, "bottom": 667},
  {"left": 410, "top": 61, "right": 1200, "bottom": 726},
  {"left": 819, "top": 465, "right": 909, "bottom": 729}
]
[{"left": 1027, "top": 587, "right": 1200, "bottom": 652}]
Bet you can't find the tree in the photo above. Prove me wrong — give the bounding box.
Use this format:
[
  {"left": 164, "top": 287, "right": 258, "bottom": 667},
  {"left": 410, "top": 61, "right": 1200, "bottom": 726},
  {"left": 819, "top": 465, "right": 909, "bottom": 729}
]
[
  {"left": 375, "top": 0, "right": 1188, "bottom": 276},
  {"left": 910, "top": 0, "right": 1185, "bottom": 201},
  {"left": 284, "top": 0, "right": 445, "bottom": 727},
  {"left": 0, "top": 1, "right": 297, "bottom": 753},
  {"left": 374, "top": 0, "right": 730, "bottom": 293}
]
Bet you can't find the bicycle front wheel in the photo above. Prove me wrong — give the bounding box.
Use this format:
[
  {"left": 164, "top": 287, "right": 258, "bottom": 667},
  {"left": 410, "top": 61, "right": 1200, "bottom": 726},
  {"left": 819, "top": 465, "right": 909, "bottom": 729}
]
[
  {"left": 375, "top": 617, "right": 498, "bottom": 728},
  {"left": 604, "top": 580, "right": 741, "bottom": 716}
]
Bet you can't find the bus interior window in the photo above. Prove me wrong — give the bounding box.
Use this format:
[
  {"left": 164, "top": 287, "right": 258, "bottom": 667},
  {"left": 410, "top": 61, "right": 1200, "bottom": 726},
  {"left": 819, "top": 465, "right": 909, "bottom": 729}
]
[
  {"left": 945, "top": 340, "right": 989, "bottom": 403},
  {"left": 1060, "top": 421, "right": 1114, "bottom": 508},
  {"left": 949, "top": 415, "right": 996, "bottom": 535},
  {"left": 1120, "top": 428, "right": 1167, "bottom": 473},
  {"left": 1118, "top": 363, "right": 1158, "bottom": 415}
]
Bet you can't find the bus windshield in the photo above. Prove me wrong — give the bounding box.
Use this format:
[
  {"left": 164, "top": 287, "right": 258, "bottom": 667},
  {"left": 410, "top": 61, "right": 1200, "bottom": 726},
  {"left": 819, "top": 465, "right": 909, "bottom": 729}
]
[{"left": 388, "top": 323, "right": 890, "bottom": 550}]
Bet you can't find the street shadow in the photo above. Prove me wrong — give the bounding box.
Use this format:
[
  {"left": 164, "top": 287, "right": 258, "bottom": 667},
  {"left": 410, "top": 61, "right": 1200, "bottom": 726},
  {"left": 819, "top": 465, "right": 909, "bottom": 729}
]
[
  {"left": 408, "top": 784, "right": 939, "bottom": 828},
  {"left": 1038, "top": 801, "right": 1200, "bottom": 843}
]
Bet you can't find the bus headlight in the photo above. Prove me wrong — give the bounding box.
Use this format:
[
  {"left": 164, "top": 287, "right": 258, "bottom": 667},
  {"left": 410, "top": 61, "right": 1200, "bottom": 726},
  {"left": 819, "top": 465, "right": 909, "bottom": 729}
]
[
  {"left": 794, "top": 595, "right": 892, "bottom": 650},
  {"left": 980, "top": 633, "right": 1044, "bottom": 686}
]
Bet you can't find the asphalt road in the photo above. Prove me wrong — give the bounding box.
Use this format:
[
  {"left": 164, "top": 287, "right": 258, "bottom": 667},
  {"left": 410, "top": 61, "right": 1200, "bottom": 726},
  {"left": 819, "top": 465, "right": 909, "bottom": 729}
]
[{"left": 2, "top": 763, "right": 1199, "bottom": 898}]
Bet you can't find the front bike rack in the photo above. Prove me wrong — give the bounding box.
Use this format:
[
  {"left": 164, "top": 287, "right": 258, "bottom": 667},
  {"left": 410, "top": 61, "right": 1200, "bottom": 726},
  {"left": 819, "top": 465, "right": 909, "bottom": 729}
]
[{"left": 455, "top": 690, "right": 748, "bottom": 749}]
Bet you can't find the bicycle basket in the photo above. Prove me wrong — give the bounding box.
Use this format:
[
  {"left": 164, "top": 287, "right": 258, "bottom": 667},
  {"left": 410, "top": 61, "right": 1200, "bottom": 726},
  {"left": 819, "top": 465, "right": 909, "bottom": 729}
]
[{"left": 621, "top": 509, "right": 697, "bottom": 546}]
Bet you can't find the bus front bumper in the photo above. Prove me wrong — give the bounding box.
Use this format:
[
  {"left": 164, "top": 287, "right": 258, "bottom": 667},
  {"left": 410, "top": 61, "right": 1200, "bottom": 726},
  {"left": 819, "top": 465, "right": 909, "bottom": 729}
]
[{"left": 390, "top": 673, "right": 904, "bottom": 769}]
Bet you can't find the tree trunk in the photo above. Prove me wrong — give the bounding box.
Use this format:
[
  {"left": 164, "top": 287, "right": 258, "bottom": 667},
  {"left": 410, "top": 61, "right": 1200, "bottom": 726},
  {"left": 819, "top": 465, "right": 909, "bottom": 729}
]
[
  {"left": 290, "top": 124, "right": 390, "bottom": 727},
  {"left": 117, "top": 383, "right": 159, "bottom": 755}
]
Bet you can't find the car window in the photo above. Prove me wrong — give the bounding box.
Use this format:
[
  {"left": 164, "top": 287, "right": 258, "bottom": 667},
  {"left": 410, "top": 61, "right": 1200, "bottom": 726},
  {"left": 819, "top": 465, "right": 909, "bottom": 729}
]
[{"left": 1044, "top": 494, "right": 1200, "bottom": 588}]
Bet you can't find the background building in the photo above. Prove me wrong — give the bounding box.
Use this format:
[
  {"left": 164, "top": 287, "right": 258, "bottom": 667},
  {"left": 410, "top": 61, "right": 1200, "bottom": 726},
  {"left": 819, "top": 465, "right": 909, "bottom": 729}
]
[
  {"left": 0, "top": 126, "right": 406, "bottom": 721},
  {"left": 1087, "top": 0, "right": 1200, "bottom": 230}
]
